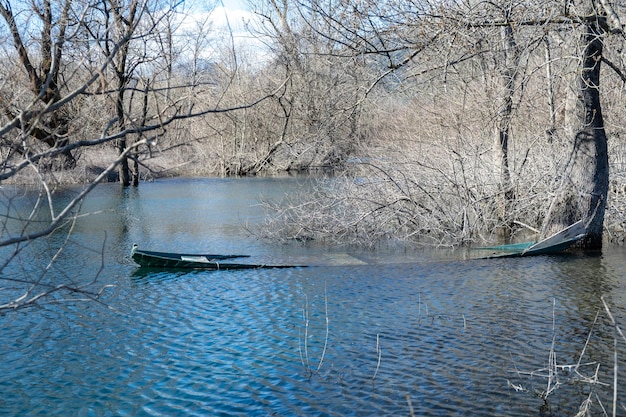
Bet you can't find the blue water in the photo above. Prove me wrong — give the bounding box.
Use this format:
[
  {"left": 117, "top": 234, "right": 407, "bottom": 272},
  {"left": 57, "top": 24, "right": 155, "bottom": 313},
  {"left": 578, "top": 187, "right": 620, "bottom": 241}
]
[{"left": 2, "top": 177, "right": 626, "bottom": 416}]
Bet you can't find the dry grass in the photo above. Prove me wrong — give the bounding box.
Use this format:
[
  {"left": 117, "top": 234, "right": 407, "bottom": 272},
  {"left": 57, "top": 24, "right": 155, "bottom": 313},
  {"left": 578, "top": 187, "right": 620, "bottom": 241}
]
[
  {"left": 508, "top": 299, "right": 621, "bottom": 416},
  {"left": 253, "top": 84, "right": 626, "bottom": 247}
]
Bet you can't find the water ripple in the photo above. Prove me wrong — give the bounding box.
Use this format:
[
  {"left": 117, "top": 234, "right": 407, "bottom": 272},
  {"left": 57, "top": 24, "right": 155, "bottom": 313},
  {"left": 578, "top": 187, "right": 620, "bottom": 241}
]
[{"left": 4, "top": 250, "right": 626, "bottom": 416}]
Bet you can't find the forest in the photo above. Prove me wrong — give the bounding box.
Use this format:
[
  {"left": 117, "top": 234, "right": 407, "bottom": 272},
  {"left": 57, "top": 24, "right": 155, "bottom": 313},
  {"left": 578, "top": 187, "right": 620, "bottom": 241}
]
[
  {"left": 2, "top": 0, "right": 626, "bottom": 253},
  {"left": 5, "top": 3, "right": 626, "bottom": 414}
]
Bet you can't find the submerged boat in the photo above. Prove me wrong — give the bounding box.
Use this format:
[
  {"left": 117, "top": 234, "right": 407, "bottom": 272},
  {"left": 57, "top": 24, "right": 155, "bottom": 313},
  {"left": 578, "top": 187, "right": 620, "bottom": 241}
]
[
  {"left": 477, "top": 220, "right": 586, "bottom": 259},
  {"left": 131, "top": 245, "right": 301, "bottom": 270}
]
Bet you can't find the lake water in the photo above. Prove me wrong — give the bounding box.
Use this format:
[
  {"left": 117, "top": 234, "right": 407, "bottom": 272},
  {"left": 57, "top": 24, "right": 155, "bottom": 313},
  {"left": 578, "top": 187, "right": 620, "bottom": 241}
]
[{"left": 2, "top": 177, "right": 626, "bottom": 416}]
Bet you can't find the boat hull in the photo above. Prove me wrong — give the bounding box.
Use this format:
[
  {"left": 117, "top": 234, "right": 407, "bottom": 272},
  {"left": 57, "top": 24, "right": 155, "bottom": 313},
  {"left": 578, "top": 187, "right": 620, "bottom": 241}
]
[
  {"left": 477, "top": 220, "right": 586, "bottom": 259},
  {"left": 131, "top": 246, "right": 300, "bottom": 270}
]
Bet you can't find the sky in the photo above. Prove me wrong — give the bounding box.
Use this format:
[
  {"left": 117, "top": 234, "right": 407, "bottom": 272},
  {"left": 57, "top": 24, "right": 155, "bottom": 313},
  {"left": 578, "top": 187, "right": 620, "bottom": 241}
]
[{"left": 179, "top": 0, "right": 267, "bottom": 63}]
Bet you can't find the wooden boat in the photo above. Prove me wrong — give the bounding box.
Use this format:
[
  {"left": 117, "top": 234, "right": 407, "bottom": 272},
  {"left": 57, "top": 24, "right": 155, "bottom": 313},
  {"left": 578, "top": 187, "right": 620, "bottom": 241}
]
[
  {"left": 131, "top": 245, "right": 301, "bottom": 270},
  {"left": 477, "top": 220, "right": 586, "bottom": 259}
]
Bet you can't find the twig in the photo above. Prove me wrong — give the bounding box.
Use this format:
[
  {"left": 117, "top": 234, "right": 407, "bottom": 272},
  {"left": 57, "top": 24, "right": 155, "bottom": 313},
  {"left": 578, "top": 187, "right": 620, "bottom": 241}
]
[
  {"left": 316, "top": 285, "right": 329, "bottom": 372},
  {"left": 576, "top": 309, "right": 600, "bottom": 369},
  {"left": 544, "top": 298, "right": 559, "bottom": 399},
  {"left": 406, "top": 394, "right": 415, "bottom": 417},
  {"left": 601, "top": 296, "right": 622, "bottom": 417},
  {"left": 601, "top": 296, "right": 626, "bottom": 343},
  {"left": 373, "top": 334, "right": 382, "bottom": 381},
  {"left": 298, "top": 293, "right": 310, "bottom": 373},
  {"left": 513, "top": 220, "right": 540, "bottom": 233},
  {"left": 299, "top": 288, "right": 330, "bottom": 375}
]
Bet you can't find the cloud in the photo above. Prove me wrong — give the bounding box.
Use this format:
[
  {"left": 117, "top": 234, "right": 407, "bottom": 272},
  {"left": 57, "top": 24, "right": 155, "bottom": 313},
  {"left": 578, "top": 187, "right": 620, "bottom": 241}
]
[
  {"left": 210, "top": 6, "right": 253, "bottom": 32},
  {"left": 174, "top": 2, "right": 267, "bottom": 64}
]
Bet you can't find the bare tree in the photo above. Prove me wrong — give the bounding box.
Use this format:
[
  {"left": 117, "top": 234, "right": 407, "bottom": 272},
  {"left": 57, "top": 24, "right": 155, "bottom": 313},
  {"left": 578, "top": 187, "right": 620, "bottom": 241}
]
[
  {"left": 242, "top": 0, "right": 376, "bottom": 174},
  {"left": 81, "top": 0, "right": 156, "bottom": 186},
  {"left": 0, "top": 0, "right": 78, "bottom": 169},
  {"left": 0, "top": 0, "right": 286, "bottom": 310},
  {"left": 540, "top": 0, "right": 621, "bottom": 249},
  {"left": 274, "top": 0, "right": 626, "bottom": 248},
  {"left": 493, "top": 19, "right": 521, "bottom": 236}
]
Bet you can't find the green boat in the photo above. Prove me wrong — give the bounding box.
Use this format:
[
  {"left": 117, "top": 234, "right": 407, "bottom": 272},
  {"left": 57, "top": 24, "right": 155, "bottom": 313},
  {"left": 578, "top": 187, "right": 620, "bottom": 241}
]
[
  {"left": 477, "top": 220, "right": 586, "bottom": 259},
  {"left": 131, "top": 245, "right": 302, "bottom": 270}
]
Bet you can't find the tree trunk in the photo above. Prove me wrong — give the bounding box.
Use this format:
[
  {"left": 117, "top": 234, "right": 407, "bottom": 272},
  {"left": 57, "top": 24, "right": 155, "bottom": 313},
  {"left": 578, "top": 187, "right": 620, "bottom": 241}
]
[
  {"left": 0, "top": 0, "right": 76, "bottom": 170},
  {"left": 540, "top": 17, "right": 609, "bottom": 249},
  {"left": 116, "top": 86, "right": 131, "bottom": 187},
  {"left": 117, "top": 138, "right": 131, "bottom": 187},
  {"left": 544, "top": 36, "right": 557, "bottom": 138},
  {"left": 131, "top": 154, "right": 139, "bottom": 186},
  {"left": 494, "top": 23, "right": 518, "bottom": 238},
  {"left": 110, "top": 0, "right": 139, "bottom": 187}
]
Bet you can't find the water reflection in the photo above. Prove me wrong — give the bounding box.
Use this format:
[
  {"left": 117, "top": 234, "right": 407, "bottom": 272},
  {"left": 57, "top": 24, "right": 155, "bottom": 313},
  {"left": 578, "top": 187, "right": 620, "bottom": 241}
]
[
  {"left": 130, "top": 267, "right": 195, "bottom": 282},
  {"left": 1, "top": 178, "right": 626, "bottom": 416}
]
